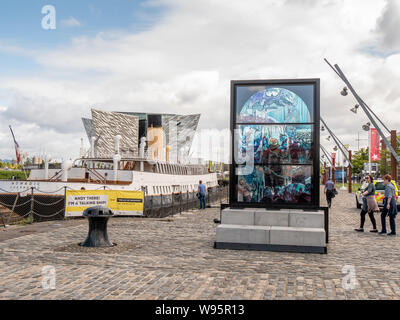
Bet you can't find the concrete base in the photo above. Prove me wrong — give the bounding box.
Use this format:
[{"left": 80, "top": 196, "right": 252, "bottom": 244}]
[
  {"left": 216, "top": 224, "right": 270, "bottom": 245},
  {"left": 216, "top": 207, "right": 328, "bottom": 254},
  {"left": 214, "top": 242, "right": 327, "bottom": 254}
]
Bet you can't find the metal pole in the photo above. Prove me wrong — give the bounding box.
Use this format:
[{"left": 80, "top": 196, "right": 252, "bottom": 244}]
[
  {"left": 348, "top": 150, "right": 352, "bottom": 193},
  {"left": 320, "top": 145, "right": 333, "bottom": 166},
  {"left": 333, "top": 64, "right": 400, "bottom": 163},
  {"left": 321, "top": 117, "right": 353, "bottom": 167},
  {"left": 63, "top": 186, "right": 67, "bottom": 220},
  {"left": 324, "top": 58, "right": 400, "bottom": 146},
  {"left": 179, "top": 191, "right": 182, "bottom": 215},
  {"left": 340, "top": 151, "right": 346, "bottom": 190},
  {"left": 30, "top": 187, "right": 34, "bottom": 224},
  {"left": 368, "top": 128, "right": 371, "bottom": 174},
  {"left": 391, "top": 130, "right": 398, "bottom": 181}
]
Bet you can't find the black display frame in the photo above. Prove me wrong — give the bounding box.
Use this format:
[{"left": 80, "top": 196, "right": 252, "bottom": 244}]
[{"left": 229, "top": 79, "right": 320, "bottom": 209}]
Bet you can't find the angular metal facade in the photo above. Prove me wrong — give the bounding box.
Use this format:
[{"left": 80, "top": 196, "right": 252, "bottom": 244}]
[
  {"left": 91, "top": 109, "right": 139, "bottom": 158},
  {"left": 81, "top": 110, "right": 200, "bottom": 161}
]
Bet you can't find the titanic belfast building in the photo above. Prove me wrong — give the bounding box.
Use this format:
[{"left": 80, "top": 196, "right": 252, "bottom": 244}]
[{"left": 82, "top": 109, "right": 200, "bottom": 162}]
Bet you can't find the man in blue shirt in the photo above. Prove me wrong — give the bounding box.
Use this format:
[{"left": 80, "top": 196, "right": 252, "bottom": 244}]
[
  {"left": 379, "top": 174, "right": 398, "bottom": 236},
  {"left": 198, "top": 180, "right": 207, "bottom": 210},
  {"left": 324, "top": 179, "right": 335, "bottom": 208}
]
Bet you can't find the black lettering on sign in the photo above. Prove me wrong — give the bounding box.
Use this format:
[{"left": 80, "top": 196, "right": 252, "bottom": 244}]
[{"left": 117, "top": 198, "right": 143, "bottom": 203}]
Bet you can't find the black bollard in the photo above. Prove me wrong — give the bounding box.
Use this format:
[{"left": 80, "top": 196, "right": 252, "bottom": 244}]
[{"left": 80, "top": 206, "right": 114, "bottom": 247}]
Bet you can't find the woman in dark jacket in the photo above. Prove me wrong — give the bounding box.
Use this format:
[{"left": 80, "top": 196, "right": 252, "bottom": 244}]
[
  {"left": 379, "top": 174, "right": 398, "bottom": 236},
  {"left": 355, "top": 174, "right": 378, "bottom": 232}
]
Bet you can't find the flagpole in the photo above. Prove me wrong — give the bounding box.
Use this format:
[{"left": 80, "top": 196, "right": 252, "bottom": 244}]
[
  {"left": 369, "top": 128, "right": 372, "bottom": 175},
  {"left": 9, "top": 125, "right": 27, "bottom": 180}
]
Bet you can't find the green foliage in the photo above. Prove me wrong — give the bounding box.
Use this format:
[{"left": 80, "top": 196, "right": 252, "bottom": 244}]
[
  {"left": 0, "top": 170, "right": 30, "bottom": 180},
  {"left": 351, "top": 148, "right": 368, "bottom": 174}
]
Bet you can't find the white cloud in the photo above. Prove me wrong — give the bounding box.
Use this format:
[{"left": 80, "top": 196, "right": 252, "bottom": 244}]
[
  {"left": 1, "top": 0, "right": 400, "bottom": 160},
  {"left": 60, "top": 17, "right": 81, "bottom": 27}
]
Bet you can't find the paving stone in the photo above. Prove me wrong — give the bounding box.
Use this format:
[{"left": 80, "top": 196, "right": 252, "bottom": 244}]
[{"left": 0, "top": 187, "right": 399, "bottom": 300}]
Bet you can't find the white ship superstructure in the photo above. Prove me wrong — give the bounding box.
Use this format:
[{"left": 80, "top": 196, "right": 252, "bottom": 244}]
[{"left": 0, "top": 109, "right": 218, "bottom": 196}]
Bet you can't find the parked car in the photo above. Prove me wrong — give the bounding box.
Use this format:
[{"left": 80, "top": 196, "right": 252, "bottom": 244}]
[{"left": 356, "top": 179, "right": 400, "bottom": 209}]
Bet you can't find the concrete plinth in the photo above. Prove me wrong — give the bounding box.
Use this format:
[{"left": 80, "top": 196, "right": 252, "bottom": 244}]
[
  {"left": 270, "top": 226, "right": 325, "bottom": 247},
  {"left": 216, "top": 207, "right": 328, "bottom": 254},
  {"left": 289, "top": 211, "right": 324, "bottom": 228},
  {"left": 216, "top": 224, "right": 270, "bottom": 245},
  {"left": 221, "top": 208, "right": 254, "bottom": 225},
  {"left": 254, "top": 209, "right": 289, "bottom": 227}
]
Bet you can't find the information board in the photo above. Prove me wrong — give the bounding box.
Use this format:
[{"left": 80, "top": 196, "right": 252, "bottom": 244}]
[{"left": 65, "top": 190, "right": 144, "bottom": 217}]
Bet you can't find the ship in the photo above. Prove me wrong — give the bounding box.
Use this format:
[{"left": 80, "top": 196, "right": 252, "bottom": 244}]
[{"left": 0, "top": 109, "right": 219, "bottom": 220}]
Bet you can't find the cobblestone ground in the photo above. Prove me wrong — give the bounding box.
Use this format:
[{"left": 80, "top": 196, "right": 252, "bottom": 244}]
[{"left": 1, "top": 187, "right": 400, "bottom": 300}]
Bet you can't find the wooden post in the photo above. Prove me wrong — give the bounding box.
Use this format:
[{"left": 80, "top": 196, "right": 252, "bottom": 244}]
[
  {"left": 381, "top": 138, "right": 387, "bottom": 176},
  {"left": 348, "top": 150, "right": 352, "bottom": 193},
  {"left": 391, "top": 130, "right": 398, "bottom": 181},
  {"left": 332, "top": 157, "right": 336, "bottom": 184}
]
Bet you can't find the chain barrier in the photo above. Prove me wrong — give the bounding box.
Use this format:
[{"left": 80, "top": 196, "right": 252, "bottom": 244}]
[
  {"left": 143, "top": 186, "right": 229, "bottom": 218},
  {"left": 33, "top": 197, "right": 65, "bottom": 206},
  {"left": 32, "top": 207, "right": 66, "bottom": 218},
  {"left": 1, "top": 185, "right": 230, "bottom": 226},
  {"left": 0, "top": 187, "right": 32, "bottom": 193},
  {"left": 32, "top": 187, "right": 66, "bottom": 194}
]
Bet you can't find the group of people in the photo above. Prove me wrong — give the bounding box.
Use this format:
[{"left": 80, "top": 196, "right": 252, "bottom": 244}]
[
  {"left": 324, "top": 174, "right": 397, "bottom": 236},
  {"left": 355, "top": 174, "right": 397, "bottom": 236}
]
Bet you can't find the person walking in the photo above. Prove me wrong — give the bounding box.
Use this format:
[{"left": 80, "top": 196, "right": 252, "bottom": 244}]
[
  {"left": 379, "top": 174, "right": 398, "bottom": 236},
  {"left": 355, "top": 174, "right": 379, "bottom": 233},
  {"left": 324, "top": 179, "right": 335, "bottom": 208},
  {"left": 355, "top": 175, "right": 378, "bottom": 232},
  {"left": 198, "top": 180, "right": 207, "bottom": 210}
]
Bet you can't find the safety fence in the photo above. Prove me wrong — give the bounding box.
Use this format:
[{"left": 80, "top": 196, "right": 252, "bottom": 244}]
[
  {"left": 0, "top": 185, "right": 229, "bottom": 226},
  {"left": 144, "top": 186, "right": 229, "bottom": 218}
]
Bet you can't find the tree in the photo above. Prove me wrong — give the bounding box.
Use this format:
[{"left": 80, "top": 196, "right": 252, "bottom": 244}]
[{"left": 351, "top": 148, "right": 368, "bottom": 175}]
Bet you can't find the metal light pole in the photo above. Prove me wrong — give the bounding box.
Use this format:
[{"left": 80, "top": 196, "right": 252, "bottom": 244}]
[{"left": 324, "top": 59, "right": 400, "bottom": 163}]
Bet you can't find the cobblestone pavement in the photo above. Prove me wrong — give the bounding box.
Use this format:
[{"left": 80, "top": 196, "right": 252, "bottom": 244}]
[{"left": 1, "top": 188, "right": 400, "bottom": 300}]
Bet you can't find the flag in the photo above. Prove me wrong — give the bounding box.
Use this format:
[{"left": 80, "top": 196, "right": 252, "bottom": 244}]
[
  {"left": 370, "top": 128, "right": 380, "bottom": 161},
  {"left": 9, "top": 125, "right": 21, "bottom": 164},
  {"left": 331, "top": 153, "right": 336, "bottom": 166}
]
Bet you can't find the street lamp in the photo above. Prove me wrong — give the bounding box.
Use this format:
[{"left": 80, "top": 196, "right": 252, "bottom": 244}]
[
  {"left": 350, "top": 104, "right": 359, "bottom": 114},
  {"left": 341, "top": 87, "right": 348, "bottom": 96},
  {"left": 333, "top": 146, "right": 338, "bottom": 151},
  {"left": 362, "top": 122, "right": 371, "bottom": 132},
  {"left": 326, "top": 136, "right": 331, "bottom": 141},
  {"left": 321, "top": 126, "right": 325, "bottom": 132}
]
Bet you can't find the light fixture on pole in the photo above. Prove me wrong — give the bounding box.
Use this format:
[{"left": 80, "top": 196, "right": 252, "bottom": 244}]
[
  {"left": 333, "top": 146, "right": 338, "bottom": 151},
  {"left": 362, "top": 122, "right": 371, "bottom": 132},
  {"left": 326, "top": 136, "right": 331, "bottom": 141},
  {"left": 350, "top": 104, "right": 359, "bottom": 114},
  {"left": 341, "top": 87, "right": 348, "bottom": 96},
  {"left": 321, "top": 126, "right": 325, "bottom": 132}
]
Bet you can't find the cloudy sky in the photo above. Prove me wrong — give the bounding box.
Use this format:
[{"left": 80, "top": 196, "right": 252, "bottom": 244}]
[{"left": 0, "top": 0, "right": 399, "bottom": 162}]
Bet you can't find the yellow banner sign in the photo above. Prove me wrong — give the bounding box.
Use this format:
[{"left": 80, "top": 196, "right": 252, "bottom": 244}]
[{"left": 65, "top": 190, "right": 144, "bottom": 217}]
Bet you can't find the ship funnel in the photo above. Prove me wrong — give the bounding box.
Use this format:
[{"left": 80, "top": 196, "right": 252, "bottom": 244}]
[
  {"left": 166, "top": 145, "right": 171, "bottom": 163},
  {"left": 113, "top": 154, "right": 121, "bottom": 183},
  {"left": 44, "top": 154, "right": 52, "bottom": 180},
  {"left": 114, "top": 135, "right": 122, "bottom": 155},
  {"left": 61, "top": 159, "right": 73, "bottom": 182}
]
